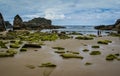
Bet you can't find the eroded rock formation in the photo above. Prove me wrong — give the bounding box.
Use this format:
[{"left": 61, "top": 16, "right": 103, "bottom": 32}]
[{"left": 0, "top": 13, "right": 6, "bottom": 31}]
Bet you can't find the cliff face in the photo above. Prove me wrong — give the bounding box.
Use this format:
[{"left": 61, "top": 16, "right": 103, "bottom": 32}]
[
  {"left": 94, "top": 19, "right": 120, "bottom": 33},
  {"left": 13, "top": 15, "right": 65, "bottom": 30},
  {"left": 13, "top": 15, "right": 23, "bottom": 30},
  {"left": 23, "top": 17, "right": 52, "bottom": 30},
  {"left": 0, "top": 13, "right": 6, "bottom": 31}
]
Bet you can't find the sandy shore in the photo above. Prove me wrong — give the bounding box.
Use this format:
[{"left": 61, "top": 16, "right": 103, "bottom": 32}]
[{"left": 0, "top": 36, "right": 120, "bottom": 76}]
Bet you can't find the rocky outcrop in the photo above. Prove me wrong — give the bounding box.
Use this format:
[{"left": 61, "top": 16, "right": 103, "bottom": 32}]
[
  {"left": 0, "top": 13, "right": 6, "bottom": 31},
  {"left": 13, "top": 14, "right": 23, "bottom": 30},
  {"left": 5, "top": 21, "right": 13, "bottom": 29},
  {"left": 94, "top": 19, "right": 120, "bottom": 33},
  {"left": 13, "top": 15, "right": 65, "bottom": 30}
]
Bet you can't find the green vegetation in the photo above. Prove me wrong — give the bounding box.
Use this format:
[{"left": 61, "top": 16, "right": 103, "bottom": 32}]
[
  {"left": 85, "top": 62, "right": 92, "bottom": 65},
  {"left": 97, "top": 40, "right": 112, "bottom": 45},
  {"left": 58, "top": 34, "right": 70, "bottom": 39},
  {"left": 60, "top": 53, "right": 83, "bottom": 59},
  {"left": 75, "top": 36, "right": 93, "bottom": 40},
  {"left": 67, "top": 51, "right": 79, "bottom": 54},
  {"left": 0, "top": 49, "right": 17, "bottom": 57},
  {"left": 26, "top": 65, "right": 35, "bottom": 69},
  {"left": 92, "top": 45, "right": 100, "bottom": 48},
  {"left": 90, "top": 51, "right": 101, "bottom": 55},
  {"left": 54, "top": 50, "right": 65, "bottom": 53},
  {"left": 39, "top": 62, "right": 56, "bottom": 67},
  {"left": 10, "top": 44, "right": 20, "bottom": 48},
  {"left": 82, "top": 49, "right": 89, "bottom": 52},
  {"left": 106, "top": 54, "right": 117, "bottom": 61},
  {"left": 10, "top": 40, "right": 23, "bottom": 44},
  {"left": 106, "top": 53, "right": 120, "bottom": 61},
  {"left": 0, "top": 41, "right": 7, "bottom": 48},
  {"left": 52, "top": 47, "right": 65, "bottom": 50},
  {"left": 20, "top": 48, "right": 27, "bottom": 52},
  {"left": 109, "top": 32, "right": 120, "bottom": 37},
  {"left": 88, "top": 34, "right": 97, "bottom": 37},
  {"left": 69, "top": 32, "right": 82, "bottom": 35}
]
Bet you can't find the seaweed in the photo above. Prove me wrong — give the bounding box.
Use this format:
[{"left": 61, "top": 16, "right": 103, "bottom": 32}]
[
  {"left": 38, "top": 62, "right": 56, "bottom": 67},
  {"left": 92, "top": 45, "right": 100, "bottom": 48},
  {"left": 106, "top": 54, "right": 117, "bottom": 61},
  {"left": 75, "top": 36, "right": 93, "bottom": 40},
  {"left": 90, "top": 51, "right": 101, "bottom": 55},
  {"left": 54, "top": 50, "right": 65, "bottom": 53},
  {"left": 82, "top": 49, "right": 89, "bottom": 52},
  {"left": 85, "top": 62, "right": 92, "bottom": 65},
  {"left": 60, "top": 53, "right": 83, "bottom": 59},
  {"left": 52, "top": 47, "right": 65, "bottom": 50},
  {"left": 97, "top": 40, "right": 112, "bottom": 45},
  {"left": 20, "top": 48, "right": 27, "bottom": 52}
]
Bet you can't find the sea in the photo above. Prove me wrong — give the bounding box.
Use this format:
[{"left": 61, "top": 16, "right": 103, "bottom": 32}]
[{"left": 42, "top": 25, "right": 115, "bottom": 35}]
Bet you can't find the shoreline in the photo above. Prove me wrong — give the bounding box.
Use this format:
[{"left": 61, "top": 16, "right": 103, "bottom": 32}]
[{"left": 0, "top": 31, "right": 120, "bottom": 76}]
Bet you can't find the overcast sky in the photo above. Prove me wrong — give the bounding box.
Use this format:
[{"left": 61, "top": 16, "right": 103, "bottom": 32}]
[{"left": 0, "top": 0, "right": 120, "bottom": 25}]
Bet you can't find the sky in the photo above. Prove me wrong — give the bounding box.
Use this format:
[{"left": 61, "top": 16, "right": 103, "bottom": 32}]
[{"left": 0, "top": 0, "right": 120, "bottom": 26}]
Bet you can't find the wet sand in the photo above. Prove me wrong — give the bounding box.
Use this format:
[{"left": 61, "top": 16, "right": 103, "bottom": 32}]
[{"left": 0, "top": 36, "right": 120, "bottom": 76}]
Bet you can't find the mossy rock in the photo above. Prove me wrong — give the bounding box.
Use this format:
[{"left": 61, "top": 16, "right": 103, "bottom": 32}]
[
  {"left": 54, "top": 50, "right": 65, "bottom": 53},
  {"left": 58, "top": 34, "right": 70, "bottom": 39},
  {"left": 66, "top": 51, "right": 79, "bottom": 54},
  {"left": 52, "top": 47, "right": 65, "bottom": 50},
  {"left": 115, "top": 53, "right": 120, "bottom": 56},
  {"left": 0, "top": 52, "right": 13, "bottom": 57},
  {"left": 82, "top": 49, "right": 89, "bottom": 52},
  {"left": 97, "top": 40, "right": 112, "bottom": 45},
  {"left": 75, "top": 36, "right": 93, "bottom": 40},
  {"left": 20, "top": 48, "right": 27, "bottom": 52},
  {"left": 0, "top": 49, "right": 17, "bottom": 57},
  {"left": 10, "top": 44, "right": 20, "bottom": 48},
  {"left": 0, "top": 41, "right": 7, "bottom": 48},
  {"left": 88, "top": 34, "right": 97, "bottom": 37},
  {"left": 85, "top": 62, "right": 92, "bottom": 65},
  {"left": 106, "top": 54, "right": 117, "bottom": 61},
  {"left": 92, "top": 45, "right": 100, "bottom": 48},
  {"left": 6, "top": 49, "right": 17, "bottom": 54},
  {"left": 60, "top": 53, "right": 83, "bottom": 59},
  {"left": 90, "top": 51, "right": 101, "bottom": 55},
  {"left": 39, "top": 62, "right": 56, "bottom": 67},
  {"left": 23, "top": 44, "right": 41, "bottom": 48}
]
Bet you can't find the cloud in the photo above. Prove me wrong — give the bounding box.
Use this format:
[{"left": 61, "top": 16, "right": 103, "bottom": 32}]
[
  {"left": 44, "top": 8, "right": 65, "bottom": 20},
  {"left": 0, "top": 0, "right": 120, "bottom": 25}
]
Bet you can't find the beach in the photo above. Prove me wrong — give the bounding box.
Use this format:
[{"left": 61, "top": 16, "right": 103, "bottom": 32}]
[{"left": 0, "top": 35, "right": 120, "bottom": 76}]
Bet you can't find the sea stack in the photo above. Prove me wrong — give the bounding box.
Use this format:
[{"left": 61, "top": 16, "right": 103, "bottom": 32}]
[
  {"left": 13, "top": 14, "right": 23, "bottom": 30},
  {"left": 0, "top": 12, "right": 6, "bottom": 31}
]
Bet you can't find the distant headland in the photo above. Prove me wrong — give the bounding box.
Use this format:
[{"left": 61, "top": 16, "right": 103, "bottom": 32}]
[
  {"left": 94, "top": 19, "right": 120, "bottom": 33},
  {"left": 0, "top": 12, "right": 65, "bottom": 31}
]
